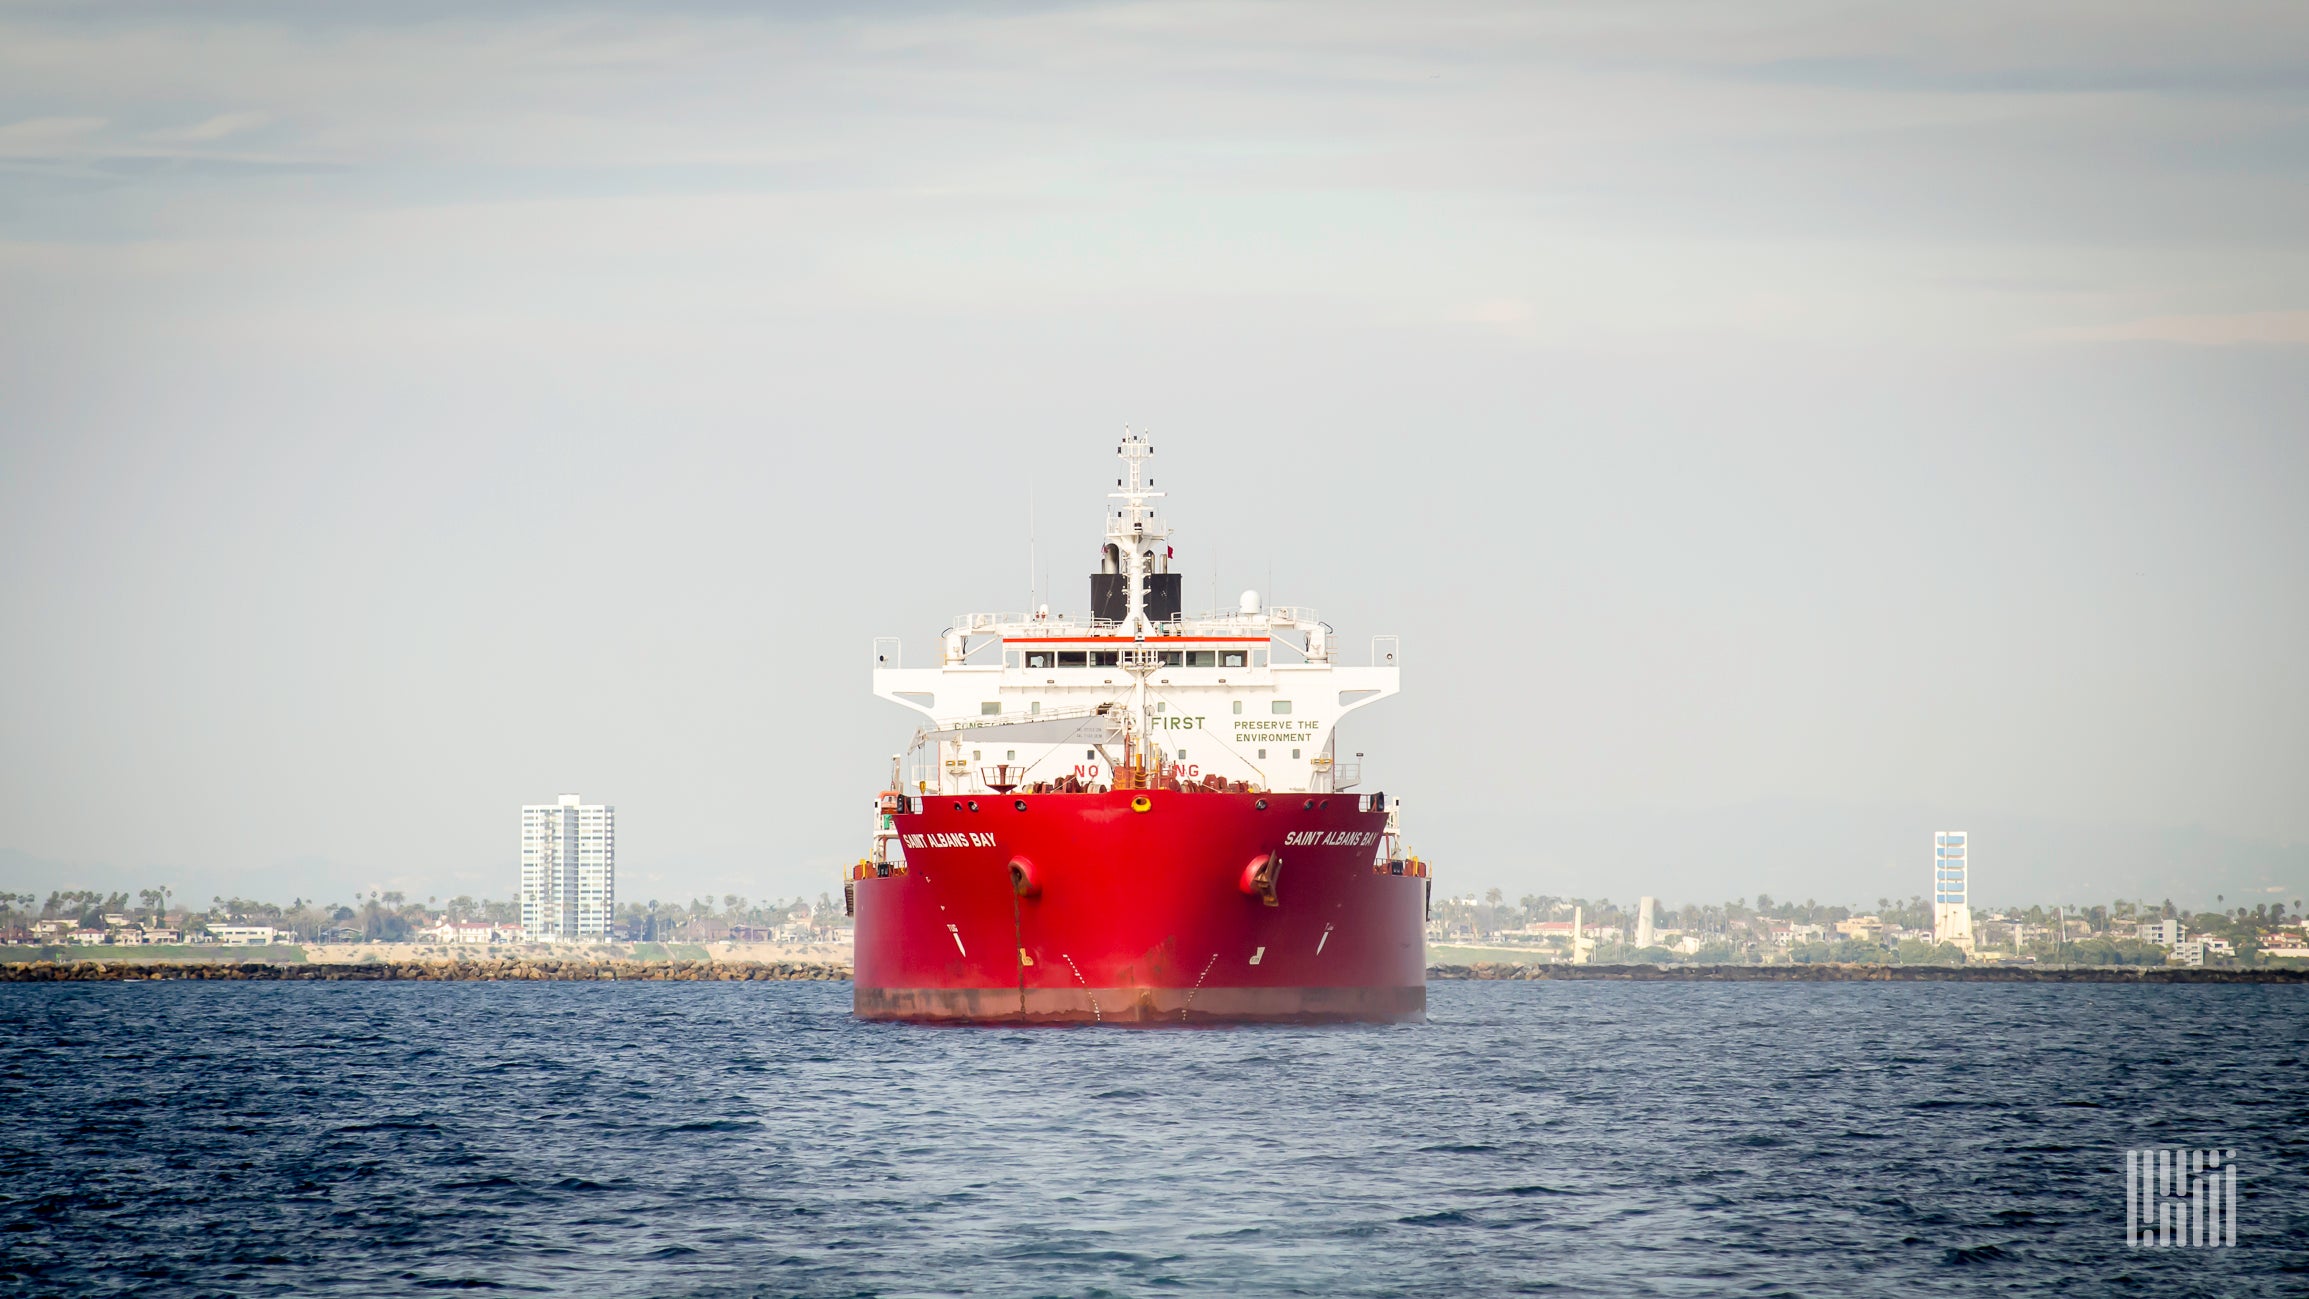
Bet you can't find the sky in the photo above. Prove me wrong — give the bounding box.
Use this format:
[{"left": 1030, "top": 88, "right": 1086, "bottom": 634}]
[{"left": 2, "top": 1, "right": 2305, "bottom": 914}]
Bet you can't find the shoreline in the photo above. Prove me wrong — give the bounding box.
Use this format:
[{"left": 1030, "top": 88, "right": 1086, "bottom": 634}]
[
  {"left": 0, "top": 958, "right": 850, "bottom": 982},
  {"left": 5, "top": 958, "right": 2303, "bottom": 984},
  {"left": 0, "top": 940, "right": 853, "bottom": 965},
  {"left": 1428, "top": 961, "right": 2309, "bottom": 983}
]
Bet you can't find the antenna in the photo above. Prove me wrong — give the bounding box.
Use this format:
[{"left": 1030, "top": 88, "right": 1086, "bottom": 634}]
[{"left": 1028, "top": 486, "right": 1037, "bottom": 611}]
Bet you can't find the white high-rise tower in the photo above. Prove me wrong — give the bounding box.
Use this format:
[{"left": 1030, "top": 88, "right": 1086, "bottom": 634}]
[
  {"left": 521, "top": 794, "right": 615, "bottom": 939},
  {"left": 1635, "top": 896, "right": 1656, "bottom": 949},
  {"left": 1932, "top": 830, "right": 1973, "bottom": 950}
]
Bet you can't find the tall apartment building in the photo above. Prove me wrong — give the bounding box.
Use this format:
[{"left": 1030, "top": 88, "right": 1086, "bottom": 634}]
[
  {"left": 521, "top": 794, "right": 615, "bottom": 939},
  {"left": 1932, "top": 829, "right": 1974, "bottom": 950}
]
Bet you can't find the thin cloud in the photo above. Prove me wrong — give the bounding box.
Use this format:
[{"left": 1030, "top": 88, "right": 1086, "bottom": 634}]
[
  {"left": 0, "top": 115, "right": 107, "bottom": 153},
  {"left": 2042, "top": 311, "right": 2309, "bottom": 346},
  {"left": 145, "top": 110, "right": 270, "bottom": 143}
]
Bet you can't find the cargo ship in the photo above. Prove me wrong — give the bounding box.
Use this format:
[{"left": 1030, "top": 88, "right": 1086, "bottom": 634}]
[{"left": 848, "top": 433, "right": 1428, "bottom": 1023}]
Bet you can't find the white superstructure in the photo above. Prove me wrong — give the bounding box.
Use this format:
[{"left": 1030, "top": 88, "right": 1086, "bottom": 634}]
[
  {"left": 521, "top": 793, "right": 616, "bottom": 939},
  {"left": 871, "top": 434, "right": 1400, "bottom": 799},
  {"left": 1932, "top": 829, "right": 1973, "bottom": 950}
]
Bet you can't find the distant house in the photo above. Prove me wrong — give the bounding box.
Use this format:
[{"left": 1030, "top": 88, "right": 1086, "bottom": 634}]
[
  {"left": 209, "top": 925, "right": 279, "bottom": 946},
  {"left": 2137, "top": 919, "right": 2186, "bottom": 948},
  {"left": 423, "top": 921, "right": 497, "bottom": 944},
  {"left": 2170, "top": 936, "right": 2234, "bottom": 967}
]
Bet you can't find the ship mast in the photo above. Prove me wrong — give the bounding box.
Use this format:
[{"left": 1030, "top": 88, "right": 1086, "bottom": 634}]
[{"left": 1109, "top": 432, "right": 1167, "bottom": 785}]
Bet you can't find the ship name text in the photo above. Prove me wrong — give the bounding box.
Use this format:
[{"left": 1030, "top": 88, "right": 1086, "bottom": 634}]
[
  {"left": 900, "top": 832, "right": 1001, "bottom": 849},
  {"left": 1284, "top": 830, "right": 1380, "bottom": 847}
]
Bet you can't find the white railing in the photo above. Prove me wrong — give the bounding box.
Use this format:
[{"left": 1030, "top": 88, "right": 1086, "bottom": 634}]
[
  {"left": 954, "top": 612, "right": 1036, "bottom": 633},
  {"left": 937, "top": 607, "right": 1339, "bottom": 642}
]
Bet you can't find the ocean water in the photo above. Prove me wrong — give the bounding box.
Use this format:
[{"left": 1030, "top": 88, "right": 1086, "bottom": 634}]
[{"left": 3, "top": 980, "right": 2303, "bottom": 1297}]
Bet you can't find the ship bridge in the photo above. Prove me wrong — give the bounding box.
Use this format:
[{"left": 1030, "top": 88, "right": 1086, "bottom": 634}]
[{"left": 871, "top": 433, "right": 1399, "bottom": 798}]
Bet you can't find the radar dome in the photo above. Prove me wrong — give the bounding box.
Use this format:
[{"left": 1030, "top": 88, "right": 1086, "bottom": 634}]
[{"left": 1239, "top": 589, "right": 1260, "bottom": 614}]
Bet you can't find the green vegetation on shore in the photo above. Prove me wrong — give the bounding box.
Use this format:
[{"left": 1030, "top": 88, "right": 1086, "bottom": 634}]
[
  {"left": 1429, "top": 889, "right": 2308, "bottom": 969},
  {"left": 0, "top": 944, "right": 309, "bottom": 963},
  {"left": 1, "top": 888, "right": 849, "bottom": 947}
]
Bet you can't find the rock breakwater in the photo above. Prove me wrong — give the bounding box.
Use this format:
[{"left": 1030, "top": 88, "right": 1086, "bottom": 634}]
[
  {"left": 1428, "top": 961, "right": 2308, "bottom": 983},
  {"left": 1, "top": 958, "right": 850, "bottom": 982}
]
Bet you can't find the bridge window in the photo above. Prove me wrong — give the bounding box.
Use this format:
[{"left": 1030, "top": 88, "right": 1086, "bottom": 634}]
[
  {"left": 1005, "top": 650, "right": 1022, "bottom": 668},
  {"left": 1222, "top": 651, "right": 1247, "bottom": 668},
  {"left": 1025, "top": 651, "right": 1053, "bottom": 669},
  {"left": 1057, "top": 651, "right": 1087, "bottom": 667},
  {"left": 1186, "top": 650, "right": 1216, "bottom": 667},
  {"left": 981, "top": 701, "right": 1001, "bottom": 715}
]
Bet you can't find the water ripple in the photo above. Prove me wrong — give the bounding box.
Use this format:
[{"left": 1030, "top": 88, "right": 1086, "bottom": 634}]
[{"left": 2, "top": 981, "right": 2304, "bottom": 1296}]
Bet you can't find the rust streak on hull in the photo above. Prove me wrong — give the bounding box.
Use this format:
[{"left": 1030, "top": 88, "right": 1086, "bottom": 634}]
[{"left": 856, "top": 982, "right": 1426, "bottom": 1025}]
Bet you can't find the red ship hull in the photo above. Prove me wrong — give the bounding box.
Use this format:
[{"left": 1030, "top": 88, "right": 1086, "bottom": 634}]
[{"left": 852, "top": 790, "right": 1427, "bottom": 1024}]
